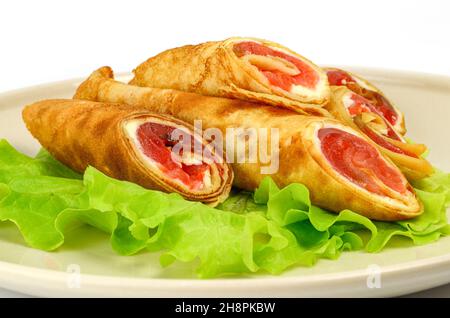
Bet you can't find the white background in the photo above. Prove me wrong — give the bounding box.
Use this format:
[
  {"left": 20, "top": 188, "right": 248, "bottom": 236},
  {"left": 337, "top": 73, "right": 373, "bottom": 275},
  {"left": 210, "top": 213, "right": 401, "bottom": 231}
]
[
  {"left": 1, "top": 0, "right": 450, "bottom": 92},
  {"left": 1, "top": 0, "right": 450, "bottom": 297}
]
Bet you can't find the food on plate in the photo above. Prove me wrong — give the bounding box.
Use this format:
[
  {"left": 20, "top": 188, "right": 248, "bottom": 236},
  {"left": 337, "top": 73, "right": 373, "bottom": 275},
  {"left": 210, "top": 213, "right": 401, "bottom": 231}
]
[
  {"left": 130, "top": 37, "right": 331, "bottom": 116},
  {"left": 0, "top": 37, "right": 448, "bottom": 278},
  {"left": 74, "top": 67, "right": 423, "bottom": 221},
  {"left": 327, "top": 87, "right": 433, "bottom": 180},
  {"left": 1, "top": 141, "right": 449, "bottom": 278},
  {"left": 325, "top": 67, "right": 406, "bottom": 135},
  {"left": 22, "top": 99, "right": 233, "bottom": 205}
]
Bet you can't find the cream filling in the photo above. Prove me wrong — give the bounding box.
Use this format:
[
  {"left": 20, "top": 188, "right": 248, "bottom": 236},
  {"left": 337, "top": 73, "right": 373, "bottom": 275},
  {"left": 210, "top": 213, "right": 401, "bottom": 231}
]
[
  {"left": 290, "top": 81, "right": 328, "bottom": 100},
  {"left": 124, "top": 118, "right": 212, "bottom": 190},
  {"left": 342, "top": 92, "right": 355, "bottom": 109}
]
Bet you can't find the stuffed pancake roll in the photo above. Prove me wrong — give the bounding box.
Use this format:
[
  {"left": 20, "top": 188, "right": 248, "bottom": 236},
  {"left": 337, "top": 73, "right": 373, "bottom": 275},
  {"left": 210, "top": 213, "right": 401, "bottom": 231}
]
[
  {"left": 22, "top": 99, "right": 233, "bottom": 206},
  {"left": 327, "top": 86, "right": 433, "bottom": 180},
  {"left": 325, "top": 67, "right": 406, "bottom": 135},
  {"left": 130, "top": 37, "right": 331, "bottom": 116},
  {"left": 74, "top": 67, "right": 422, "bottom": 221}
]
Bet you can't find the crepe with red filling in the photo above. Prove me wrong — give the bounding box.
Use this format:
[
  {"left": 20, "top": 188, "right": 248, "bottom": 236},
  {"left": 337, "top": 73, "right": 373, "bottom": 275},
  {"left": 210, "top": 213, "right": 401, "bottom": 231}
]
[
  {"left": 130, "top": 37, "right": 330, "bottom": 116},
  {"left": 22, "top": 99, "right": 233, "bottom": 206},
  {"left": 73, "top": 67, "right": 423, "bottom": 220},
  {"left": 325, "top": 67, "right": 406, "bottom": 135},
  {"left": 327, "top": 86, "right": 433, "bottom": 180}
]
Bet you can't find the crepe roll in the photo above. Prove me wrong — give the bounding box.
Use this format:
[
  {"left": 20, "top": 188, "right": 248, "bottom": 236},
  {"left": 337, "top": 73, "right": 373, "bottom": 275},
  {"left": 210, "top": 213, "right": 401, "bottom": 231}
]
[
  {"left": 74, "top": 67, "right": 422, "bottom": 221},
  {"left": 130, "top": 37, "right": 331, "bottom": 116},
  {"left": 22, "top": 99, "right": 233, "bottom": 206},
  {"left": 327, "top": 86, "right": 433, "bottom": 180},
  {"left": 325, "top": 67, "right": 406, "bottom": 135}
]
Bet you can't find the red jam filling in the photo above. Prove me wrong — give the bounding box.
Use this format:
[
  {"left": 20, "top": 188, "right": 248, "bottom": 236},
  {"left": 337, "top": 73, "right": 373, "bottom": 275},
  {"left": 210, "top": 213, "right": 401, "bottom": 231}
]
[
  {"left": 346, "top": 94, "right": 418, "bottom": 158},
  {"left": 233, "top": 41, "right": 319, "bottom": 91},
  {"left": 318, "top": 128, "right": 407, "bottom": 195},
  {"left": 327, "top": 69, "right": 354, "bottom": 86},
  {"left": 136, "top": 122, "right": 210, "bottom": 190},
  {"left": 327, "top": 69, "right": 398, "bottom": 126}
]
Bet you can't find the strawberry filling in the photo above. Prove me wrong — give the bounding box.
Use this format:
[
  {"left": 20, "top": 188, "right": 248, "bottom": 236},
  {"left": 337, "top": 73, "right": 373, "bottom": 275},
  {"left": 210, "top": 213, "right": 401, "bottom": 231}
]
[
  {"left": 318, "top": 128, "right": 407, "bottom": 196},
  {"left": 137, "top": 122, "right": 210, "bottom": 190},
  {"left": 327, "top": 69, "right": 399, "bottom": 127},
  {"left": 233, "top": 41, "right": 319, "bottom": 91}
]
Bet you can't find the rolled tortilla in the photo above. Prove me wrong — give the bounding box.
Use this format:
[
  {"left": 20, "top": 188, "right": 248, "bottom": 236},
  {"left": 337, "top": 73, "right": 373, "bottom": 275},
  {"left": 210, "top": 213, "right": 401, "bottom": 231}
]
[
  {"left": 325, "top": 67, "right": 406, "bottom": 135},
  {"left": 130, "top": 37, "right": 331, "bottom": 116},
  {"left": 22, "top": 99, "right": 233, "bottom": 206},
  {"left": 73, "top": 67, "right": 423, "bottom": 221},
  {"left": 327, "top": 86, "right": 433, "bottom": 180}
]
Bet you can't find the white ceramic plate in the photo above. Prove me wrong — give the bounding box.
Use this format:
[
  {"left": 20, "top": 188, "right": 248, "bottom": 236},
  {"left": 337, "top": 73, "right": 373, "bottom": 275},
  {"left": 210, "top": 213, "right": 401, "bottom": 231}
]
[{"left": 0, "top": 68, "right": 449, "bottom": 298}]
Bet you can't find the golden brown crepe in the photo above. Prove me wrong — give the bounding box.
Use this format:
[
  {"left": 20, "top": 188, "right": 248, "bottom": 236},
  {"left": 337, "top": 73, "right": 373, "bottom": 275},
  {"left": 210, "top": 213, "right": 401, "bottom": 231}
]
[
  {"left": 73, "top": 67, "right": 423, "bottom": 221},
  {"left": 130, "top": 37, "right": 331, "bottom": 116},
  {"left": 325, "top": 67, "right": 406, "bottom": 135},
  {"left": 327, "top": 86, "right": 433, "bottom": 180},
  {"left": 22, "top": 99, "right": 233, "bottom": 206}
]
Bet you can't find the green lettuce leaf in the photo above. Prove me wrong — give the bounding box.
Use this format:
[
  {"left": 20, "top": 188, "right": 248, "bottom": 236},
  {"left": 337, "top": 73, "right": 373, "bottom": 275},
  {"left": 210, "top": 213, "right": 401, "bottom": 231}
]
[
  {"left": 412, "top": 169, "right": 450, "bottom": 205},
  {"left": 0, "top": 139, "right": 448, "bottom": 278}
]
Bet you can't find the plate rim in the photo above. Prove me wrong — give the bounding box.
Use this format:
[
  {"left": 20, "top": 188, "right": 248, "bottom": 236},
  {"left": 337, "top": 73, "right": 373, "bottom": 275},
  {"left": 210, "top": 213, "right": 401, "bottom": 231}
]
[
  {"left": 0, "top": 66, "right": 449, "bottom": 297},
  {"left": 2, "top": 65, "right": 450, "bottom": 97}
]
